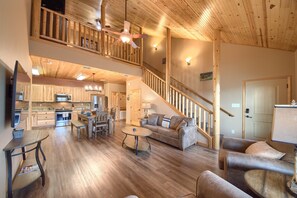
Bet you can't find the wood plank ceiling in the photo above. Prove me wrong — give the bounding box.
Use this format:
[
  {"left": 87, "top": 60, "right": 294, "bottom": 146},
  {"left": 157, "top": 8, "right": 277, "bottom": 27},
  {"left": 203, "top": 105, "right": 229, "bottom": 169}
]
[
  {"left": 65, "top": 0, "right": 297, "bottom": 51},
  {"left": 30, "top": 56, "right": 128, "bottom": 84}
]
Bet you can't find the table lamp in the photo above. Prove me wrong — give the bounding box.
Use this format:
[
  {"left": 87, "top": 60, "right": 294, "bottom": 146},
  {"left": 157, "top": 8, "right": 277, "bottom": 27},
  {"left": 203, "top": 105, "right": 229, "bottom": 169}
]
[
  {"left": 142, "top": 102, "right": 151, "bottom": 118},
  {"left": 271, "top": 104, "right": 297, "bottom": 194}
]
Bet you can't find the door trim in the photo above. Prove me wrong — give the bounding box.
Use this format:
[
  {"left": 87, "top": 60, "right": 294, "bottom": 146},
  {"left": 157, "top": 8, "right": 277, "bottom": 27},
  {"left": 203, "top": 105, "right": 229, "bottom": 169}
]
[{"left": 242, "top": 75, "right": 291, "bottom": 139}]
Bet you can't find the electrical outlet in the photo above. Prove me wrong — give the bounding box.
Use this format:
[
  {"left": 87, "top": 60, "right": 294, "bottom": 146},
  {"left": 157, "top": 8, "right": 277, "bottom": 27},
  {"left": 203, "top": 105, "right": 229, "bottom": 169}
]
[{"left": 231, "top": 130, "right": 235, "bottom": 134}]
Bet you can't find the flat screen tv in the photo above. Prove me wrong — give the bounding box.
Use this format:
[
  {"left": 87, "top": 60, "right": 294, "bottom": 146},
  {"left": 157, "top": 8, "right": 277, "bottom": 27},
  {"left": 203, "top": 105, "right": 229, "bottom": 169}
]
[{"left": 11, "top": 61, "right": 31, "bottom": 129}]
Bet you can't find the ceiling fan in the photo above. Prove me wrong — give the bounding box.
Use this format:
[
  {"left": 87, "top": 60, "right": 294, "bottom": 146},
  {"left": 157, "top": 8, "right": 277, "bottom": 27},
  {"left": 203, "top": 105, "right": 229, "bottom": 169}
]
[{"left": 102, "top": 0, "right": 147, "bottom": 48}]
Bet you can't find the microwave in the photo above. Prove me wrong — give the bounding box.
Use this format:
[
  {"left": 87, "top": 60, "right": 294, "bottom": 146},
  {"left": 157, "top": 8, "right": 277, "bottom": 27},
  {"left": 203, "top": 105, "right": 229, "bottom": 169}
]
[{"left": 55, "top": 94, "right": 72, "bottom": 102}]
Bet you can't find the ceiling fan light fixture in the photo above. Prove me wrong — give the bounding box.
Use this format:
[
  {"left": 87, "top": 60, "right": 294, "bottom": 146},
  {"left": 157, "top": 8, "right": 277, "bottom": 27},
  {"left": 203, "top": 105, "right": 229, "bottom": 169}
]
[{"left": 120, "top": 34, "right": 130, "bottom": 43}]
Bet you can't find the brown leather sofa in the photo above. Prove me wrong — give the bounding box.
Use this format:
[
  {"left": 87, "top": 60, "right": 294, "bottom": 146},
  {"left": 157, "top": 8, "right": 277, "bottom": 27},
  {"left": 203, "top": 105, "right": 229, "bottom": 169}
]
[{"left": 218, "top": 137, "right": 294, "bottom": 194}]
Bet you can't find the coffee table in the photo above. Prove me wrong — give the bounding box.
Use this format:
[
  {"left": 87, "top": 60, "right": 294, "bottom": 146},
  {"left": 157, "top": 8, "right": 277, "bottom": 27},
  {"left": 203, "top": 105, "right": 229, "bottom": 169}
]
[
  {"left": 244, "top": 169, "right": 294, "bottom": 198},
  {"left": 121, "top": 126, "right": 152, "bottom": 155}
]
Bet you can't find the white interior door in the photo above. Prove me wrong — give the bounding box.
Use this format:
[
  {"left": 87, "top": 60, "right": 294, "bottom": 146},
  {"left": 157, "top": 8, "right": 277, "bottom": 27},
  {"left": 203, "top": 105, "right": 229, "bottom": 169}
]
[
  {"left": 245, "top": 78, "right": 288, "bottom": 140},
  {"left": 130, "top": 89, "right": 141, "bottom": 126}
]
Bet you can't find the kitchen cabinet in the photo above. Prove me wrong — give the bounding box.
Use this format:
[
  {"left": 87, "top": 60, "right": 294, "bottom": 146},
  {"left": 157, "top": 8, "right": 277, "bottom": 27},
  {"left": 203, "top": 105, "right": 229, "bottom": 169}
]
[
  {"left": 73, "top": 87, "right": 83, "bottom": 102},
  {"left": 32, "top": 111, "right": 55, "bottom": 127},
  {"left": 54, "top": 86, "right": 64, "bottom": 94},
  {"left": 43, "top": 85, "right": 54, "bottom": 102},
  {"left": 63, "top": 87, "right": 73, "bottom": 96},
  {"left": 32, "top": 85, "right": 44, "bottom": 102},
  {"left": 31, "top": 112, "right": 38, "bottom": 127},
  {"left": 17, "top": 82, "right": 31, "bottom": 101}
]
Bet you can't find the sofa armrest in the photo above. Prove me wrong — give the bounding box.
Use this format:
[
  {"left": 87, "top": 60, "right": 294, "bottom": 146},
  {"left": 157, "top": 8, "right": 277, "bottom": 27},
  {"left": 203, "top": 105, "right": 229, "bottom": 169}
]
[
  {"left": 139, "top": 118, "right": 148, "bottom": 127},
  {"left": 196, "top": 170, "right": 251, "bottom": 198},
  {"left": 221, "top": 137, "right": 256, "bottom": 153},
  {"left": 225, "top": 152, "right": 294, "bottom": 176},
  {"left": 179, "top": 126, "right": 197, "bottom": 136}
]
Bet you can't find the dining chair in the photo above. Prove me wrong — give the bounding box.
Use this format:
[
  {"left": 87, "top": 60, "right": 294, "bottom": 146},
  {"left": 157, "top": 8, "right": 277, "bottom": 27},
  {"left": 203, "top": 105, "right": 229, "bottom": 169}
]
[
  {"left": 93, "top": 111, "right": 109, "bottom": 137},
  {"left": 110, "top": 107, "right": 116, "bottom": 132}
]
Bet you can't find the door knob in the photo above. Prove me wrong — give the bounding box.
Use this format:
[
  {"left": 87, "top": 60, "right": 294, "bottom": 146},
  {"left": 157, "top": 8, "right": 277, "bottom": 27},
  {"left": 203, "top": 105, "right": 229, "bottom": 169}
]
[{"left": 245, "top": 115, "right": 252, "bottom": 118}]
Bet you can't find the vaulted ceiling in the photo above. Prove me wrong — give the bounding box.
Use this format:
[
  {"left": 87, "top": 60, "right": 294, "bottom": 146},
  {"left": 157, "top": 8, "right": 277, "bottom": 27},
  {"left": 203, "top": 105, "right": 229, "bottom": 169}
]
[{"left": 65, "top": 0, "right": 297, "bottom": 52}]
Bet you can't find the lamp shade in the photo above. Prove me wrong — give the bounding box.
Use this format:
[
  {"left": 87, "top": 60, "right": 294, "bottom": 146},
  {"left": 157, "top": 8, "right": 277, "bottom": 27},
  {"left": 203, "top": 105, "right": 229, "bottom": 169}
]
[
  {"left": 142, "top": 102, "right": 151, "bottom": 109},
  {"left": 271, "top": 105, "right": 297, "bottom": 144}
]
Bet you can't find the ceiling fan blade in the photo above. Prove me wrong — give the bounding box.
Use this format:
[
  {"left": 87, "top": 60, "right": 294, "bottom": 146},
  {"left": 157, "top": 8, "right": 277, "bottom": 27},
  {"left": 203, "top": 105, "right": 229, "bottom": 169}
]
[
  {"left": 132, "top": 34, "right": 148, "bottom": 39},
  {"left": 124, "top": 21, "right": 130, "bottom": 32},
  {"left": 129, "top": 41, "right": 139, "bottom": 49},
  {"left": 102, "top": 27, "right": 121, "bottom": 35}
]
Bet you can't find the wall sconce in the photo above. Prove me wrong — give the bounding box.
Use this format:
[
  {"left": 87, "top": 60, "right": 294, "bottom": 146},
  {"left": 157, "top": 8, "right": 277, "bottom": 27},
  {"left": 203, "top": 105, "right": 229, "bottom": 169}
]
[
  {"left": 153, "top": 44, "right": 158, "bottom": 51},
  {"left": 185, "top": 57, "right": 192, "bottom": 66}
]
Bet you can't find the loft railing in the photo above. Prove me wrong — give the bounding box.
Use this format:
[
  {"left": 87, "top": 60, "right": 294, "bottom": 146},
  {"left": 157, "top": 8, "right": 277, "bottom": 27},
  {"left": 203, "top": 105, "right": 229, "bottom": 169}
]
[
  {"left": 143, "top": 68, "right": 213, "bottom": 148},
  {"left": 33, "top": 7, "right": 141, "bottom": 66},
  {"left": 143, "top": 62, "right": 234, "bottom": 117}
]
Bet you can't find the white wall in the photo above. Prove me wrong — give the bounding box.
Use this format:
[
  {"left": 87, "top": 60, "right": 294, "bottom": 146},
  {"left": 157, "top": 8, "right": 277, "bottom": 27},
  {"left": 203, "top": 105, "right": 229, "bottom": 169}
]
[
  {"left": 0, "top": 0, "right": 32, "bottom": 196},
  {"left": 143, "top": 36, "right": 295, "bottom": 139},
  {"left": 219, "top": 43, "right": 295, "bottom": 138},
  {"left": 126, "top": 78, "right": 178, "bottom": 124}
]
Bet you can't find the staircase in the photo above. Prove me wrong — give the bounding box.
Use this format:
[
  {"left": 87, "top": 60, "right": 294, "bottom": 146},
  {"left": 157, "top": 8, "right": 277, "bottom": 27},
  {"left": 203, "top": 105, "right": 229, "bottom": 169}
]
[{"left": 142, "top": 65, "right": 234, "bottom": 149}]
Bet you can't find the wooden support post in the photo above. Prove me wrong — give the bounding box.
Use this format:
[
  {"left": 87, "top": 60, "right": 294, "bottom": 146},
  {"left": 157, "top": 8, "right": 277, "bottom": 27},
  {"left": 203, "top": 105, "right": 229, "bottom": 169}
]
[
  {"left": 140, "top": 27, "right": 144, "bottom": 67},
  {"left": 213, "top": 30, "right": 221, "bottom": 150},
  {"left": 165, "top": 28, "right": 171, "bottom": 102},
  {"left": 31, "top": 0, "right": 41, "bottom": 37},
  {"left": 101, "top": 0, "right": 106, "bottom": 55}
]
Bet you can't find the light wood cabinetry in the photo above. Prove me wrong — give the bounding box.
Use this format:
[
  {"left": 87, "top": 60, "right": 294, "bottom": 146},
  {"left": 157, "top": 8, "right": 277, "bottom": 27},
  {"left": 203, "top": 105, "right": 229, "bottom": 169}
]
[
  {"left": 111, "top": 92, "right": 126, "bottom": 120},
  {"left": 43, "top": 85, "right": 54, "bottom": 102},
  {"left": 31, "top": 112, "right": 38, "bottom": 127},
  {"left": 32, "top": 85, "right": 44, "bottom": 102},
  {"left": 54, "top": 86, "right": 64, "bottom": 94},
  {"left": 32, "top": 111, "right": 55, "bottom": 127},
  {"left": 32, "top": 84, "right": 92, "bottom": 103},
  {"left": 17, "top": 82, "right": 31, "bottom": 101},
  {"left": 63, "top": 87, "right": 73, "bottom": 96},
  {"left": 73, "top": 87, "right": 83, "bottom": 102}
]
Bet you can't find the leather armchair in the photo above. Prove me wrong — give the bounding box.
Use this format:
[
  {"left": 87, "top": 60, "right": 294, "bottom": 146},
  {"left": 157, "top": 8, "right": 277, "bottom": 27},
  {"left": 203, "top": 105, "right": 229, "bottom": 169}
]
[
  {"left": 182, "top": 170, "right": 251, "bottom": 198},
  {"left": 219, "top": 137, "right": 294, "bottom": 194}
]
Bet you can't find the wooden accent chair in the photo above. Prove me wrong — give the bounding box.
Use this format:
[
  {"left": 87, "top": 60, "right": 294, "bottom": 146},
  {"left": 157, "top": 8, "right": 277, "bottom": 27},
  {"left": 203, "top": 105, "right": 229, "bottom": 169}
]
[{"left": 93, "top": 111, "right": 109, "bottom": 137}]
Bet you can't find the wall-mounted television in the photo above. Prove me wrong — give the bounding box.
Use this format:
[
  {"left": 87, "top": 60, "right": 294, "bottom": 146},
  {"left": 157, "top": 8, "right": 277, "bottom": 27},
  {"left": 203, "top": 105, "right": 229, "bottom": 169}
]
[{"left": 11, "top": 61, "right": 31, "bottom": 129}]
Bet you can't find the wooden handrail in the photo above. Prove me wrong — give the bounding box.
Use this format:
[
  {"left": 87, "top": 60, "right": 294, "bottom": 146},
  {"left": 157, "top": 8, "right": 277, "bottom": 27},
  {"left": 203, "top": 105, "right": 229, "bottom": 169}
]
[
  {"left": 171, "top": 78, "right": 234, "bottom": 117},
  {"left": 169, "top": 85, "right": 213, "bottom": 114},
  {"left": 143, "top": 61, "right": 234, "bottom": 117},
  {"left": 33, "top": 7, "right": 142, "bottom": 66}
]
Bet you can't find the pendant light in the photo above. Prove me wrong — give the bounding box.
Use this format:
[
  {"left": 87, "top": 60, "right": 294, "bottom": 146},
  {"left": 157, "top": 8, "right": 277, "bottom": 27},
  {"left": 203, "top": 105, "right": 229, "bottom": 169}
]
[{"left": 85, "top": 73, "right": 102, "bottom": 92}]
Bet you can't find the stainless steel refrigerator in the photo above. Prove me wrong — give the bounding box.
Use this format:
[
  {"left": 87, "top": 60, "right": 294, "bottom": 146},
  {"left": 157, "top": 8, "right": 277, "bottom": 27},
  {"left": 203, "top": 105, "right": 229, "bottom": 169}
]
[{"left": 91, "top": 94, "right": 108, "bottom": 111}]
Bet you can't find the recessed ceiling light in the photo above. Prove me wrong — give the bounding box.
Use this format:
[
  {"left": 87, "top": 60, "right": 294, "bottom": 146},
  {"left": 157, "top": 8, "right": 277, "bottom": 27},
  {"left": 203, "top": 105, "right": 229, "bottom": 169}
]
[
  {"left": 76, "top": 74, "right": 86, "bottom": 81},
  {"left": 32, "top": 68, "right": 40, "bottom": 76}
]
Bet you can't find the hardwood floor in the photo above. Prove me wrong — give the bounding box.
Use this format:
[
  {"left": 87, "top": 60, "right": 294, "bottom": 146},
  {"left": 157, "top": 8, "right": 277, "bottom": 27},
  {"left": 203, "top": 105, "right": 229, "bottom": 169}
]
[{"left": 15, "top": 121, "right": 223, "bottom": 198}]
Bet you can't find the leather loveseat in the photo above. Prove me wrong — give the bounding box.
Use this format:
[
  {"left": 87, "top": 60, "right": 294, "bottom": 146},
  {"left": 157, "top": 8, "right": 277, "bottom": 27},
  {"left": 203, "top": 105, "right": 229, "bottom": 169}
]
[{"left": 140, "top": 114, "right": 198, "bottom": 150}]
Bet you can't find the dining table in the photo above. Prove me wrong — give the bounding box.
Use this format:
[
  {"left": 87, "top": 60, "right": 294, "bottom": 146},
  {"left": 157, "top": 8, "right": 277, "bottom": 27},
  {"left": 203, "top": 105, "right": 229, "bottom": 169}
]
[{"left": 77, "top": 113, "right": 113, "bottom": 138}]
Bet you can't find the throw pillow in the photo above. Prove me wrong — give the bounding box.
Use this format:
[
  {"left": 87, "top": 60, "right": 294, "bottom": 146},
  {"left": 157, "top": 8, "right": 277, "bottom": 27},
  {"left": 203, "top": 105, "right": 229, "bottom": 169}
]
[
  {"left": 152, "top": 113, "right": 165, "bottom": 126},
  {"left": 170, "top": 116, "right": 185, "bottom": 130},
  {"left": 161, "top": 117, "right": 171, "bottom": 128},
  {"left": 245, "top": 141, "right": 286, "bottom": 160},
  {"left": 183, "top": 117, "right": 196, "bottom": 126},
  {"left": 176, "top": 120, "right": 187, "bottom": 131},
  {"left": 148, "top": 114, "right": 158, "bottom": 126}
]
